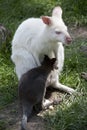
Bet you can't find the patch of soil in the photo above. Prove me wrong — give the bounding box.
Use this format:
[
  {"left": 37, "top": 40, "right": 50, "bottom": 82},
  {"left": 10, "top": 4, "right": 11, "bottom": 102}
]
[
  {"left": 0, "top": 100, "right": 45, "bottom": 130},
  {"left": 70, "top": 26, "right": 87, "bottom": 81},
  {"left": 0, "top": 88, "right": 63, "bottom": 130},
  {"left": 69, "top": 26, "right": 87, "bottom": 39}
]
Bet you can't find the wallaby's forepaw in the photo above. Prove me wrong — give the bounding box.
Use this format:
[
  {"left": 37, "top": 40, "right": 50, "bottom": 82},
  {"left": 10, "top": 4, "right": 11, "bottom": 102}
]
[
  {"left": 54, "top": 60, "right": 59, "bottom": 70},
  {"left": 68, "top": 88, "right": 76, "bottom": 95}
]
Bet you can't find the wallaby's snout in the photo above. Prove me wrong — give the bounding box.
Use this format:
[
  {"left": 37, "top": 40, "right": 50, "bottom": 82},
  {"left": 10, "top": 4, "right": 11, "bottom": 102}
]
[{"left": 66, "top": 36, "right": 72, "bottom": 44}]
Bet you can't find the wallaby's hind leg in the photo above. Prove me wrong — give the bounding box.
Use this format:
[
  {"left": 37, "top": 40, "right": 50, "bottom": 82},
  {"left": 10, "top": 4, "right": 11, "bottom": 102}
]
[
  {"left": 21, "top": 103, "right": 33, "bottom": 130},
  {"left": 53, "top": 81, "right": 75, "bottom": 94},
  {"left": 50, "top": 70, "right": 75, "bottom": 94}
]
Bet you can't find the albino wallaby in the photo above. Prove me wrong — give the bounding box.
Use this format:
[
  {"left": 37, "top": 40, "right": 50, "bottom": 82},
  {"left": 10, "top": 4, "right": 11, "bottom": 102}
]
[
  {"left": 11, "top": 6, "right": 75, "bottom": 94},
  {"left": 19, "top": 55, "right": 58, "bottom": 130}
]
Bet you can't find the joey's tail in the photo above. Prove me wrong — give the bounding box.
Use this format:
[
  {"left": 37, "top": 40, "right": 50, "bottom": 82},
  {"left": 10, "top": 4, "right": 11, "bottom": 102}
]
[
  {"left": 21, "top": 114, "right": 27, "bottom": 130},
  {"left": 21, "top": 104, "right": 33, "bottom": 130}
]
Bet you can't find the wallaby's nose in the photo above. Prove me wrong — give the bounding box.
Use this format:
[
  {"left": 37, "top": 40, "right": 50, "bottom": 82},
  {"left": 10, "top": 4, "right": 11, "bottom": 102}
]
[{"left": 66, "top": 37, "right": 72, "bottom": 43}]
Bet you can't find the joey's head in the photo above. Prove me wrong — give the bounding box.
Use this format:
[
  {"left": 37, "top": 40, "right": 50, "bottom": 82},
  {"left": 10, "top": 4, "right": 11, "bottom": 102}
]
[
  {"left": 41, "top": 55, "right": 58, "bottom": 70},
  {"left": 41, "top": 6, "right": 72, "bottom": 45}
]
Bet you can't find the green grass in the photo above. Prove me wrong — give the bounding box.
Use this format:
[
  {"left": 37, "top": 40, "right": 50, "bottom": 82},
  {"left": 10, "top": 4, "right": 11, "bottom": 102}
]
[
  {"left": 45, "top": 39, "right": 87, "bottom": 130},
  {"left": 0, "top": 0, "right": 87, "bottom": 30},
  {"left": 0, "top": 50, "right": 18, "bottom": 109}
]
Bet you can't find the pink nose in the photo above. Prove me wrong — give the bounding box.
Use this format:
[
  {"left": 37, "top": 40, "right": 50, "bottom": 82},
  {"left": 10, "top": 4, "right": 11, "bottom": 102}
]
[{"left": 66, "top": 37, "right": 72, "bottom": 43}]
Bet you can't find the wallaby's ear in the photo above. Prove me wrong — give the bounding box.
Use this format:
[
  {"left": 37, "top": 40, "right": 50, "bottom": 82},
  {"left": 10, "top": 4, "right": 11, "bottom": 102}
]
[
  {"left": 41, "top": 16, "right": 51, "bottom": 25},
  {"left": 52, "top": 6, "right": 62, "bottom": 18}
]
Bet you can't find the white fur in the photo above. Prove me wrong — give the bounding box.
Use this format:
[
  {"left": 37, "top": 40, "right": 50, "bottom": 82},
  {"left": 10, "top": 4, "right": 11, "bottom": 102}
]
[{"left": 11, "top": 6, "right": 75, "bottom": 94}]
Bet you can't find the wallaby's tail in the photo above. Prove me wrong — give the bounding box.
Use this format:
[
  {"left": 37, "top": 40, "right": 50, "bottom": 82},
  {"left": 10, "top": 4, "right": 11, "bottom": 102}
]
[{"left": 21, "top": 103, "right": 33, "bottom": 130}]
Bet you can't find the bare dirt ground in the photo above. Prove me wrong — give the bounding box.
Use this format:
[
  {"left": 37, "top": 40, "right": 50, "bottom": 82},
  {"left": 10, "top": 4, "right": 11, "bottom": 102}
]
[
  {"left": 0, "top": 26, "right": 87, "bottom": 130},
  {"left": 70, "top": 26, "right": 87, "bottom": 39},
  {"left": 0, "top": 88, "right": 63, "bottom": 130}
]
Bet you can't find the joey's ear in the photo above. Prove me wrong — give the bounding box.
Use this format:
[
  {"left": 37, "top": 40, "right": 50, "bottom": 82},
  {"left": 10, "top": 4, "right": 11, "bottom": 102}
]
[
  {"left": 41, "top": 16, "right": 51, "bottom": 25},
  {"left": 44, "top": 55, "right": 50, "bottom": 61},
  {"left": 52, "top": 6, "right": 62, "bottom": 18},
  {"left": 41, "top": 55, "right": 50, "bottom": 65},
  {"left": 51, "top": 58, "right": 58, "bottom": 70},
  {"left": 51, "top": 58, "right": 56, "bottom": 64}
]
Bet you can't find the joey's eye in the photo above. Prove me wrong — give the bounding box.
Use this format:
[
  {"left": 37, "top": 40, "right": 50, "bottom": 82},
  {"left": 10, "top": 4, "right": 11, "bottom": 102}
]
[{"left": 55, "top": 31, "right": 61, "bottom": 34}]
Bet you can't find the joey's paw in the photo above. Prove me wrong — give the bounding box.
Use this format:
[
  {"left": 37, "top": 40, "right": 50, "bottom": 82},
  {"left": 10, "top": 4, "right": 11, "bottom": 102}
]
[{"left": 34, "top": 103, "right": 42, "bottom": 113}]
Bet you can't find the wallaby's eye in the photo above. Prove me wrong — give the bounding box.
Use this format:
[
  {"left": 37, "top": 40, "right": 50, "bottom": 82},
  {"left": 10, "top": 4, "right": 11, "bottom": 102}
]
[{"left": 55, "top": 31, "right": 61, "bottom": 34}]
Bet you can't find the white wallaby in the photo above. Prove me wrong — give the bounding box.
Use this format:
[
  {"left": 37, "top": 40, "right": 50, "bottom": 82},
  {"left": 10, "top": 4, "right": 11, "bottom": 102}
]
[{"left": 11, "top": 6, "right": 75, "bottom": 94}]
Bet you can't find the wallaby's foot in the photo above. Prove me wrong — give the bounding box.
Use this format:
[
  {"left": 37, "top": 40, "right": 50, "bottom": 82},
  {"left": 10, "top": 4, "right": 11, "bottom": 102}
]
[
  {"left": 42, "top": 98, "right": 62, "bottom": 110},
  {"left": 42, "top": 99, "right": 53, "bottom": 110}
]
